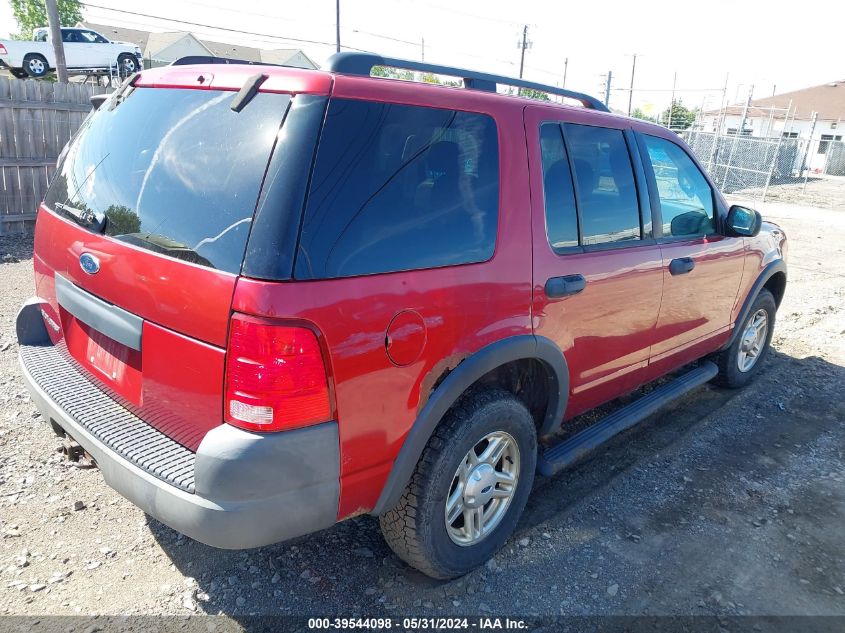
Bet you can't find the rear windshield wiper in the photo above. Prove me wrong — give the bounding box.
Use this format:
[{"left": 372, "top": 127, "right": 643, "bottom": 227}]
[{"left": 53, "top": 203, "right": 106, "bottom": 233}]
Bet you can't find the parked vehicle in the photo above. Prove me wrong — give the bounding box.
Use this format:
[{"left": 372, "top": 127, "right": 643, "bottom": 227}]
[
  {"left": 17, "top": 53, "right": 787, "bottom": 579},
  {"left": 0, "top": 27, "right": 141, "bottom": 78}
]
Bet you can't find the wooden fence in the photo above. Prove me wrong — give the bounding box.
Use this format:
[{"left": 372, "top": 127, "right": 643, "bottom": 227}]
[{"left": 0, "top": 76, "right": 110, "bottom": 234}]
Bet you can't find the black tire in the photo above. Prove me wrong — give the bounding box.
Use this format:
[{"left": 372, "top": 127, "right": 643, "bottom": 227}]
[
  {"left": 379, "top": 389, "right": 537, "bottom": 579},
  {"left": 714, "top": 288, "right": 776, "bottom": 388},
  {"left": 23, "top": 54, "right": 49, "bottom": 78},
  {"left": 10, "top": 68, "right": 28, "bottom": 79},
  {"left": 118, "top": 54, "right": 139, "bottom": 77}
]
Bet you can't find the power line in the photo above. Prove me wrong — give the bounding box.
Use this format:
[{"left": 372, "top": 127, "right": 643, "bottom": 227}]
[{"left": 81, "top": 3, "right": 373, "bottom": 52}]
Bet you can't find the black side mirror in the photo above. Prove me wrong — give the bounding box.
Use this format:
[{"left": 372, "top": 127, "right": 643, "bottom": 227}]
[{"left": 726, "top": 205, "right": 762, "bottom": 237}]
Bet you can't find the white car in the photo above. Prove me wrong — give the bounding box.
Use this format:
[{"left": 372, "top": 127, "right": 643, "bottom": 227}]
[{"left": 0, "top": 27, "right": 142, "bottom": 78}]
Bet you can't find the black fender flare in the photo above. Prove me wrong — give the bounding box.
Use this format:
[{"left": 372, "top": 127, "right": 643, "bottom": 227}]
[
  {"left": 371, "top": 334, "right": 568, "bottom": 515},
  {"left": 722, "top": 258, "right": 786, "bottom": 351}
]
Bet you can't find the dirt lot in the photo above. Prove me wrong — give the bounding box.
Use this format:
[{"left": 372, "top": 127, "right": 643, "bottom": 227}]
[{"left": 0, "top": 198, "right": 843, "bottom": 624}]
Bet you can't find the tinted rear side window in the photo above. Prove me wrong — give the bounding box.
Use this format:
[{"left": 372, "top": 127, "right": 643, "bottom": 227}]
[
  {"left": 295, "top": 99, "right": 499, "bottom": 280},
  {"left": 564, "top": 124, "right": 641, "bottom": 245},
  {"left": 539, "top": 123, "right": 578, "bottom": 249},
  {"left": 45, "top": 88, "right": 291, "bottom": 274}
]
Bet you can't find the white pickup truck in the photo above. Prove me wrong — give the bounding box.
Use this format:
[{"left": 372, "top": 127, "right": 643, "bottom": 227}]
[{"left": 0, "top": 27, "right": 142, "bottom": 78}]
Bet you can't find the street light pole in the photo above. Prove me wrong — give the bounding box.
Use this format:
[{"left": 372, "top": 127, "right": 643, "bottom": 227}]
[{"left": 45, "top": 0, "right": 68, "bottom": 83}]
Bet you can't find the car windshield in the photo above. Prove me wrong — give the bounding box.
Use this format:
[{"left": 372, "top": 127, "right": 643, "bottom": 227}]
[{"left": 44, "top": 87, "right": 291, "bottom": 274}]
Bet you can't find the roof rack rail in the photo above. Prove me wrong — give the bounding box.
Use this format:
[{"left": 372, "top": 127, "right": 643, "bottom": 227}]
[
  {"left": 323, "top": 52, "right": 610, "bottom": 112},
  {"left": 171, "top": 56, "right": 275, "bottom": 67}
]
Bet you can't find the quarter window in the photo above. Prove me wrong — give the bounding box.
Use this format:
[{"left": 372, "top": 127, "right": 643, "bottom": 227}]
[
  {"left": 642, "top": 135, "right": 715, "bottom": 237},
  {"left": 564, "top": 124, "right": 641, "bottom": 245},
  {"left": 539, "top": 123, "right": 578, "bottom": 249},
  {"left": 296, "top": 99, "right": 499, "bottom": 279}
]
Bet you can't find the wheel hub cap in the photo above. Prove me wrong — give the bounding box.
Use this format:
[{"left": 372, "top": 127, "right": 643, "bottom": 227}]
[
  {"left": 444, "top": 431, "right": 520, "bottom": 546},
  {"left": 464, "top": 463, "right": 497, "bottom": 508}
]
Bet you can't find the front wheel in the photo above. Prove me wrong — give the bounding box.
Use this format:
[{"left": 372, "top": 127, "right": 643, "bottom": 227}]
[
  {"left": 23, "top": 54, "right": 49, "bottom": 78},
  {"left": 714, "top": 288, "right": 776, "bottom": 388},
  {"left": 118, "top": 53, "right": 139, "bottom": 77},
  {"left": 379, "top": 389, "right": 537, "bottom": 579}
]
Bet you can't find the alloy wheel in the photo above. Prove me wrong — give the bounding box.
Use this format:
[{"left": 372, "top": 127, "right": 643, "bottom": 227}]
[
  {"left": 445, "top": 431, "right": 520, "bottom": 546},
  {"left": 737, "top": 308, "right": 768, "bottom": 372}
]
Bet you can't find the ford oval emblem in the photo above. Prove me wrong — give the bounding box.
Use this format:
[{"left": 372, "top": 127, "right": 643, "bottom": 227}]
[{"left": 79, "top": 253, "right": 100, "bottom": 275}]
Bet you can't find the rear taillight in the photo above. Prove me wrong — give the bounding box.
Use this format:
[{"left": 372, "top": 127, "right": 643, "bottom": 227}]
[
  {"left": 0, "top": 44, "right": 8, "bottom": 55},
  {"left": 224, "top": 314, "right": 331, "bottom": 432}
]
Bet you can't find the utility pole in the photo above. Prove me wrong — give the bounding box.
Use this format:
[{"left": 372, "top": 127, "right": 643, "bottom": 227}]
[
  {"left": 518, "top": 25, "right": 529, "bottom": 79},
  {"left": 562, "top": 57, "right": 568, "bottom": 89},
  {"left": 604, "top": 70, "right": 612, "bottom": 107},
  {"left": 627, "top": 53, "right": 637, "bottom": 116},
  {"left": 421, "top": 37, "right": 425, "bottom": 62},
  {"left": 45, "top": 0, "right": 68, "bottom": 83},
  {"left": 335, "top": 0, "right": 341, "bottom": 53},
  {"left": 667, "top": 71, "right": 677, "bottom": 129}
]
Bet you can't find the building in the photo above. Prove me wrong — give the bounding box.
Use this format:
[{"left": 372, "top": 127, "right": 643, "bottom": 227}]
[
  {"left": 700, "top": 80, "right": 844, "bottom": 171},
  {"left": 78, "top": 22, "right": 318, "bottom": 70}
]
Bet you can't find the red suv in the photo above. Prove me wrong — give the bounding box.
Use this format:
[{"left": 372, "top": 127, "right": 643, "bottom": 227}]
[{"left": 17, "top": 53, "right": 787, "bottom": 579}]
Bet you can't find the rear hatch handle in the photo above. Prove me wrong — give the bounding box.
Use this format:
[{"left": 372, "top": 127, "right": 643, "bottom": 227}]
[{"left": 55, "top": 274, "right": 143, "bottom": 351}]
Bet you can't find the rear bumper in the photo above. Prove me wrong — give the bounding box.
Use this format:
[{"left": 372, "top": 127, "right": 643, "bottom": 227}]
[{"left": 17, "top": 299, "right": 340, "bottom": 549}]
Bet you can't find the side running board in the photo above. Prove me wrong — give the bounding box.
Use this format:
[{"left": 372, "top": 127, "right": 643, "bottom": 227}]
[{"left": 537, "top": 361, "right": 718, "bottom": 477}]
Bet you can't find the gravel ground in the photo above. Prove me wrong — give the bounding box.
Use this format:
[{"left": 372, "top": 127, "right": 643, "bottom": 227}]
[{"left": 0, "top": 198, "right": 843, "bottom": 624}]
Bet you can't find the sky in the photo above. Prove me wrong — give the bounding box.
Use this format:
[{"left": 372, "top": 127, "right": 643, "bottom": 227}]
[{"left": 2, "top": 0, "right": 843, "bottom": 114}]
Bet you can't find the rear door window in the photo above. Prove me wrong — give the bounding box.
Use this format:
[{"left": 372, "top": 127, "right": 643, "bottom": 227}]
[
  {"left": 45, "top": 87, "right": 291, "bottom": 274},
  {"left": 539, "top": 123, "right": 579, "bottom": 249},
  {"left": 295, "top": 98, "right": 499, "bottom": 279},
  {"left": 563, "top": 124, "right": 641, "bottom": 245},
  {"left": 641, "top": 134, "right": 715, "bottom": 237}
]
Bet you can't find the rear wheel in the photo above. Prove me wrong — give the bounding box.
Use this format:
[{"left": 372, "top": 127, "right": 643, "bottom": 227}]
[
  {"left": 23, "top": 54, "right": 49, "bottom": 78},
  {"left": 118, "top": 54, "right": 139, "bottom": 77},
  {"left": 714, "top": 288, "right": 776, "bottom": 388},
  {"left": 379, "top": 389, "right": 536, "bottom": 579}
]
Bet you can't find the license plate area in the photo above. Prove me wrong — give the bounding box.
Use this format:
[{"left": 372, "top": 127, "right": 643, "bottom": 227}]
[{"left": 62, "top": 312, "right": 143, "bottom": 405}]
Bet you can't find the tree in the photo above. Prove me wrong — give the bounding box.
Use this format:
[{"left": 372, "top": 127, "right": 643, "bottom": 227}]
[
  {"left": 104, "top": 205, "right": 141, "bottom": 235},
  {"left": 517, "top": 87, "right": 550, "bottom": 102},
  {"left": 9, "top": 0, "right": 82, "bottom": 40},
  {"left": 630, "top": 107, "right": 653, "bottom": 121},
  {"left": 659, "top": 98, "right": 698, "bottom": 130},
  {"left": 371, "top": 66, "right": 414, "bottom": 81}
]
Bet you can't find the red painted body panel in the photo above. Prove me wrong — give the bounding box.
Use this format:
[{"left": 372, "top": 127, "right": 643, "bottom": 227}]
[{"left": 644, "top": 236, "right": 745, "bottom": 379}]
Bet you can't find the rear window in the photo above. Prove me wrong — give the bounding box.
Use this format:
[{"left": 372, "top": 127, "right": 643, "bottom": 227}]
[
  {"left": 45, "top": 87, "right": 291, "bottom": 274},
  {"left": 294, "top": 98, "right": 499, "bottom": 280}
]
